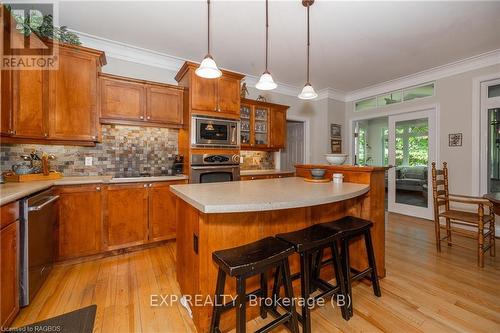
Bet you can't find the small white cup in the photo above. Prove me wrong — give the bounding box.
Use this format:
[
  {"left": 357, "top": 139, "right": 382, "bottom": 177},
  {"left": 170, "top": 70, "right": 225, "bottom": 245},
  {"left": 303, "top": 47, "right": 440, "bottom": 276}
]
[{"left": 332, "top": 173, "right": 344, "bottom": 184}]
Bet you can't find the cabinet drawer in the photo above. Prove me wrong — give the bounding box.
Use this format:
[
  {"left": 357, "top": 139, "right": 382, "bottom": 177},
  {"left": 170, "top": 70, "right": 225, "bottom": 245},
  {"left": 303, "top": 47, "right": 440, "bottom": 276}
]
[{"left": 1, "top": 201, "right": 19, "bottom": 229}]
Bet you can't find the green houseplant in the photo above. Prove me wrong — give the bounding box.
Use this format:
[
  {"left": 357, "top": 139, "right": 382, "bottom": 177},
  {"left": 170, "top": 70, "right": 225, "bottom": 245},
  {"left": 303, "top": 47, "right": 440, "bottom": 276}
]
[{"left": 5, "top": 5, "right": 81, "bottom": 45}]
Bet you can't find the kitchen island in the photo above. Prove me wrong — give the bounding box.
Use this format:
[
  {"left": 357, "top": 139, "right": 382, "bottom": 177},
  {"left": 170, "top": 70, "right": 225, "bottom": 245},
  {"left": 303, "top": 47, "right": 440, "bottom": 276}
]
[{"left": 171, "top": 165, "right": 387, "bottom": 333}]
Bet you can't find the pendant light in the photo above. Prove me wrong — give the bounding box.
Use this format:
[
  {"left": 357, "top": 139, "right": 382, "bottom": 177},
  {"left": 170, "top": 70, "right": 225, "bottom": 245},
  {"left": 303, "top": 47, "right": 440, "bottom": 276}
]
[
  {"left": 255, "top": 0, "right": 277, "bottom": 90},
  {"left": 196, "top": 0, "right": 222, "bottom": 79},
  {"left": 298, "top": 0, "right": 318, "bottom": 100}
]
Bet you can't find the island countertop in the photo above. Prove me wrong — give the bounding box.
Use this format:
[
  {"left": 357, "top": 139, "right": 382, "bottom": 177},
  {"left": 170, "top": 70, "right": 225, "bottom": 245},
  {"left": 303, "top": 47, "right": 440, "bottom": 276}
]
[{"left": 170, "top": 177, "right": 369, "bottom": 213}]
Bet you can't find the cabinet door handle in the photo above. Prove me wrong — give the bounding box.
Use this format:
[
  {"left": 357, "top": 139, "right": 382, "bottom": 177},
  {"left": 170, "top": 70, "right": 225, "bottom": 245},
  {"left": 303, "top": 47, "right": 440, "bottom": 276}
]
[
  {"left": 96, "top": 186, "right": 101, "bottom": 191},
  {"left": 140, "top": 116, "right": 144, "bottom": 120},
  {"left": 143, "top": 183, "right": 148, "bottom": 188},
  {"left": 147, "top": 116, "right": 151, "bottom": 120},
  {"left": 149, "top": 183, "right": 153, "bottom": 187},
  {"left": 91, "top": 135, "right": 97, "bottom": 140},
  {"left": 44, "top": 133, "right": 49, "bottom": 137}
]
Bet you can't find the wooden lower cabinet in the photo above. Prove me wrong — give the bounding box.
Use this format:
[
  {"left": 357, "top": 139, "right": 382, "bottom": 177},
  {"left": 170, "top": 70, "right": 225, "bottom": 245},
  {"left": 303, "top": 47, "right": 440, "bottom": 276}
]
[
  {"left": 1, "top": 201, "right": 20, "bottom": 329},
  {"left": 105, "top": 183, "right": 149, "bottom": 250},
  {"left": 55, "top": 180, "right": 186, "bottom": 258},
  {"left": 56, "top": 185, "right": 103, "bottom": 260},
  {"left": 148, "top": 181, "right": 185, "bottom": 242}
]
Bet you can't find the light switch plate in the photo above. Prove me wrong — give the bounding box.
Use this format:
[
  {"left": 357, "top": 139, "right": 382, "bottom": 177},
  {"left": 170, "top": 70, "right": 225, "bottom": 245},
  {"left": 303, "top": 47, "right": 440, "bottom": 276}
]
[{"left": 85, "top": 156, "right": 93, "bottom": 166}]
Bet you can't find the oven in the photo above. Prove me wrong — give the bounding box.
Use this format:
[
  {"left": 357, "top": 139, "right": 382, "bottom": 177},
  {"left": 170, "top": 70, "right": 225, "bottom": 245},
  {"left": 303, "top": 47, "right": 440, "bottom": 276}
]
[
  {"left": 190, "top": 153, "right": 240, "bottom": 183},
  {"left": 191, "top": 116, "right": 239, "bottom": 148}
]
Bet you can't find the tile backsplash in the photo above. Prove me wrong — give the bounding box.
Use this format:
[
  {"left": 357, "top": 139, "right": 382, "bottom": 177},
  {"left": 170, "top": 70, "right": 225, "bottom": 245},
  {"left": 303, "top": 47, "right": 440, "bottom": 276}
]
[
  {"left": 0, "top": 125, "right": 178, "bottom": 176},
  {"left": 240, "top": 151, "right": 275, "bottom": 170}
]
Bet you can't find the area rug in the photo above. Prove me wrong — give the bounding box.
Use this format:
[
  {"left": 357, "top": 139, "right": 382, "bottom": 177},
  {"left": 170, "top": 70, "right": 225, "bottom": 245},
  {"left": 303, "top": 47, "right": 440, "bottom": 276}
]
[{"left": 12, "top": 304, "right": 97, "bottom": 333}]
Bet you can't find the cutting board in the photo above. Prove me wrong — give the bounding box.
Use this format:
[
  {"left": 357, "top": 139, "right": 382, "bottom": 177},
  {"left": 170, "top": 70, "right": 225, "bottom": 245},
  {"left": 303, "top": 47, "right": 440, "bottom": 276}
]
[{"left": 4, "top": 171, "right": 63, "bottom": 182}]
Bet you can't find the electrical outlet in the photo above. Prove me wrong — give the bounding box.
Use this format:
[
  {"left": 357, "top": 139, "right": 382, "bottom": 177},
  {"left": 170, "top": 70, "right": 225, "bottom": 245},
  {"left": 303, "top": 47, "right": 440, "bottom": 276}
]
[
  {"left": 240, "top": 156, "right": 244, "bottom": 164},
  {"left": 85, "top": 156, "right": 93, "bottom": 166}
]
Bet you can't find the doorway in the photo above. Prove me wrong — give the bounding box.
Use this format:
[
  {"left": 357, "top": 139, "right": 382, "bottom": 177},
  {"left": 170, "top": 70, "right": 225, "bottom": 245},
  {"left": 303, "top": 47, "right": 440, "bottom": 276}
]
[
  {"left": 353, "top": 107, "right": 436, "bottom": 219},
  {"left": 485, "top": 80, "right": 500, "bottom": 192},
  {"left": 280, "top": 120, "right": 305, "bottom": 171}
]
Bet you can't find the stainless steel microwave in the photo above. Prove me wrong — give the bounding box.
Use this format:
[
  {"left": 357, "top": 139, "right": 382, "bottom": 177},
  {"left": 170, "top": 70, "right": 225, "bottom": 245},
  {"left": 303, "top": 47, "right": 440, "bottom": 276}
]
[{"left": 191, "top": 116, "right": 240, "bottom": 148}]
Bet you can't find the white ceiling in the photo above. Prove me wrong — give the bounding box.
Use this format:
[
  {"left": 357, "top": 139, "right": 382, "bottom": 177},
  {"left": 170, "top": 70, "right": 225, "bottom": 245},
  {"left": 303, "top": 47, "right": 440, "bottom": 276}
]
[{"left": 59, "top": 1, "right": 500, "bottom": 92}]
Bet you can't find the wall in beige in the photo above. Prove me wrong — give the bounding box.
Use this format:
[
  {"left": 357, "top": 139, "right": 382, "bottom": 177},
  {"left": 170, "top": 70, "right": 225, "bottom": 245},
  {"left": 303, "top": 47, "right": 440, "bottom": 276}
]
[{"left": 345, "top": 64, "right": 500, "bottom": 196}]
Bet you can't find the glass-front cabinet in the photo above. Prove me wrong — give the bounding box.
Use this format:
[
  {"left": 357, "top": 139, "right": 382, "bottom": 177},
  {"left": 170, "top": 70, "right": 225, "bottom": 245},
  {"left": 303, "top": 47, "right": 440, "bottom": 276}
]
[{"left": 240, "top": 103, "right": 270, "bottom": 149}]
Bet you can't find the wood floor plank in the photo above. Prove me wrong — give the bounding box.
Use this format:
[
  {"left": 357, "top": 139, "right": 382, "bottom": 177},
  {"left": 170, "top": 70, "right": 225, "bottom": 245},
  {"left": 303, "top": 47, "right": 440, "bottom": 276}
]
[{"left": 11, "top": 212, "right": 500, "bottom": 333}]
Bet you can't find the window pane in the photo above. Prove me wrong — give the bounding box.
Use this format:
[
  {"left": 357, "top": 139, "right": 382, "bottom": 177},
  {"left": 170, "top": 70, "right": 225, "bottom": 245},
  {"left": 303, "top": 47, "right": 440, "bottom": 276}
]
[
  {"left": 403, "top": 83, "right": 434, "bottom": 101},
  {"left": 355, "top": 97, "right": 377, "bottom": 111},
  {"left": 377, "top": 91, "right": 402, "bottom": 106},
  {"left": 395, "top": 118, "right": 429, "bottom": 208},
  {"left": 488, "top": 84, "right": 500, "bottom": 98}
]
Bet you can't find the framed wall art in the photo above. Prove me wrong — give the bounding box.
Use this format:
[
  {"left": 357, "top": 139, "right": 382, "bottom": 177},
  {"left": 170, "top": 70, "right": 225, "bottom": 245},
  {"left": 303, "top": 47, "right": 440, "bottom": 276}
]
[{"left": 448, "top": 133, "right": 462, "bottom": 147}]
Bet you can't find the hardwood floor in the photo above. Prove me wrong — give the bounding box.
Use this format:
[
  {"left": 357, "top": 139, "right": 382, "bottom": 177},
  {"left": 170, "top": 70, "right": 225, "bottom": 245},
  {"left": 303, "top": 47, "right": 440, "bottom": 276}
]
[{"left": 12, "top": 213, "right": 500, "bottom": 332}]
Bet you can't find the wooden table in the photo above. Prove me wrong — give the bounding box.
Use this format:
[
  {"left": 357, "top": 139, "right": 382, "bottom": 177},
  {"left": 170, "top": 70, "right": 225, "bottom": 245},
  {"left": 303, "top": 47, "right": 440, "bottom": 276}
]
[{"left": 484, "top": 192, "right": 500, "bottom": 215}]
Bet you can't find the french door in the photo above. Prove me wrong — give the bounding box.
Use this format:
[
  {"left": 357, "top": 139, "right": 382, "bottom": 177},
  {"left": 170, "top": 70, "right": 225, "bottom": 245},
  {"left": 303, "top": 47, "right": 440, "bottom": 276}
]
[{"left": 387, "top": 109, "right": 436, "bottom": 219}]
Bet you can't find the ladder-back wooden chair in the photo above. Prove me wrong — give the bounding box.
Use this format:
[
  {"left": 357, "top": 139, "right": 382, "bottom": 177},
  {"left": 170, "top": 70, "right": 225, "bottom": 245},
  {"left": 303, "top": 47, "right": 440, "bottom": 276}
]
[{"left": 431, "top": 162, "right": 496, "bottom": 267}]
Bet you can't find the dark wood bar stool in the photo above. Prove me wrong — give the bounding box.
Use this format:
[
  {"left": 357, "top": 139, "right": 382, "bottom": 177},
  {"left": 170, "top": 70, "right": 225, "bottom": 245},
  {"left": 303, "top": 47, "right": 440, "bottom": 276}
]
[
  {"left": 322, "top": 216, "right": 381, "bottom": 318},
  {"left": 275, "top": 224, "right": 349, "bottom": 333},
  {"left": 210, "top": 237, "right": 299, "bottom": 333}
]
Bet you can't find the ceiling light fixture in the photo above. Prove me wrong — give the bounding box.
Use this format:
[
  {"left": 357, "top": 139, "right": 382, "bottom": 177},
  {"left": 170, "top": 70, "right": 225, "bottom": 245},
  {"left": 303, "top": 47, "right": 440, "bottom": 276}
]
[
  {"left": 298, "top": 0, "right": 318, "bottom": 100},
  {"left": 255, "top": 0, "right": 277, "bottom": 91},
  {"left": 196, "top": 0, "right": 222, "bottom": 79}
]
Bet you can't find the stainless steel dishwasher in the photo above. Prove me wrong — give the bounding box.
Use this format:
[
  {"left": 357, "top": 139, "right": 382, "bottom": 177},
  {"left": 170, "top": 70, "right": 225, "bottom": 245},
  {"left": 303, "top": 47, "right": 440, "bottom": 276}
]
[{"left": 20, "top": 189, "right": 59, "bottom": 307}]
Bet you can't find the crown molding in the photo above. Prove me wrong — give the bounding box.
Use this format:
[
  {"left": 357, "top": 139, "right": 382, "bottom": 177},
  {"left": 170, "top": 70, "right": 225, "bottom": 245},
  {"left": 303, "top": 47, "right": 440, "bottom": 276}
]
[
  {"left": 73, "top": 30, "right": 499, "bottom": 104},
  {"left": 244, "top": 74, "right": 302, "bottom": 98},
  {"left": 344, "top": 49, "right": 500, "bottom": 102},
  {"left": 317, "top": 87, "right": 347, "bottom": 102},
  {"left": 74, "top": 30, "right": 186, "bottom": 72}
]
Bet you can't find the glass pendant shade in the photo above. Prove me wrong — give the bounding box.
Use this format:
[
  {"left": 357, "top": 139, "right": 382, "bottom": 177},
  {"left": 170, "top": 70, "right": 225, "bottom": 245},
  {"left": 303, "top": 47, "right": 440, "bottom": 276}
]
[
  {"left": 298, "top": 83, "right": 318, "bottom": 100},
  {"left": 255, "top": 71, "right": 277, "bottom": 90},
  {"left": 196, "top": 55, "right": 222, "bottom": 79}
]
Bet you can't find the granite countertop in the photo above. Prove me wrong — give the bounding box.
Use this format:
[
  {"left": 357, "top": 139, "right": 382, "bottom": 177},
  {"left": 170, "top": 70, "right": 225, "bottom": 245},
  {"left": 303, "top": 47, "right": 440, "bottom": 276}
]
[
  {"left": 170, "top": 177, "right": 369, "bottom": 214},
  {"left": 240, "top": 169, "right": 295, "bottom": 176},
  {"left": 0, "top": 175, "right": 188, "bottom": 206}
]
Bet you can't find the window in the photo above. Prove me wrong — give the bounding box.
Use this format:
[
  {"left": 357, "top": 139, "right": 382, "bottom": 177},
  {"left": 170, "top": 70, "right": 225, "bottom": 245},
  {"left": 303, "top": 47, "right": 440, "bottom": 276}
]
[
  {"left": 395, "top": 119, "right": 429, "bottom": 166},
  {"left": 355, "top": 98, "right": 377, "bottom": 112},
  {"left": 488, "top": 84, "right": 500, "bottom": 98},
  {"left": 357, "top": 126, "right": 367, "bottom": 165},
  {"left": 403, "top": 83, "right": 435, "bottom": 101},
  {"left": 377, "top": 91, "right": 402, "bottom": 106},
  {"left": 354, "top": 82, "right": 435, "bottom": 111}
]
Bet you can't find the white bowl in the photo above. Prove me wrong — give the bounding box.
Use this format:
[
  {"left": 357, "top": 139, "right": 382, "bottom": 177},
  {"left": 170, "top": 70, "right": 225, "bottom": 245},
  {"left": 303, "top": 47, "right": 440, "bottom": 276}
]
[{"left": 324, "top": 154, "right": 348, "bottom": 165}]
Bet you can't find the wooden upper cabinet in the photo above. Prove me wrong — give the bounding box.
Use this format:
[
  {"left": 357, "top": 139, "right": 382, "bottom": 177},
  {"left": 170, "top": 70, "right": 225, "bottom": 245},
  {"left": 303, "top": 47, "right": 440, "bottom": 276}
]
[
  {"left": 11, "top": 68, "right": 48, "bottom": 138},
  {"left": 217, "top": 76, "right": 240, "bottom": 115},
  {"left": 56, "top": 185, "right": 102, "bottom": 260},
  {"left": 175, "top": 61, "right": 244, "bottom": 118},
  {"left": 48, "top": 47, "right": 100, "bottom": 141},
  {"left": 105, "top": 183, "right": 149, "bottom": 250},
  {"left": 190, "top": 74, "right": 218, "bottom": 112},
  {"left": 99, "top": 73, "right": 184, "bottom": 127},
  {"left": 148, "top": 180, "right": 186, "bottom": 242},
  {"left": 270, "top": 107, "right": 287, "bottom": 149},
  {"left": 1, "top": 70, "right": 12, "bottom": 136},
  {"left": 101, "top": 75, "right": 145, "bottom": 121},
  {"left": 240, "top": 98, "right": 289, "bottom": 151},
  {"left": 146, "top": 84, "right": 183, "bottom": 125}
]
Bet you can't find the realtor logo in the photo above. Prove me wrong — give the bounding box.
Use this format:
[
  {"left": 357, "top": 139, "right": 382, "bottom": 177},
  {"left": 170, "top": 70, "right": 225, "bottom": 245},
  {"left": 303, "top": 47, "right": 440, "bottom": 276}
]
[{"left": 1, "top": 2, "right": 59, "bottom": 70}]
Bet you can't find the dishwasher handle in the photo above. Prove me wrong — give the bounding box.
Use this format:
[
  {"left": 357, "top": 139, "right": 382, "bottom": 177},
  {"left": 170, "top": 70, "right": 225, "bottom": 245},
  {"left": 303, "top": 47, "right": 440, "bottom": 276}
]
[{"left": 28, "top": 195, "right": 59, "bottom": 211}]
